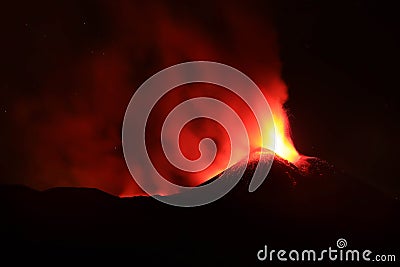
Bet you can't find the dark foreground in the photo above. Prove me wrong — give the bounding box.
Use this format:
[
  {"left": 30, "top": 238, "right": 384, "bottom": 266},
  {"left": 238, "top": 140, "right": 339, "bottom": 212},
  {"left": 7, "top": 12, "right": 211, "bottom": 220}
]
[{"left": 1, "top": 153, "right": 399, "bottom": 266}]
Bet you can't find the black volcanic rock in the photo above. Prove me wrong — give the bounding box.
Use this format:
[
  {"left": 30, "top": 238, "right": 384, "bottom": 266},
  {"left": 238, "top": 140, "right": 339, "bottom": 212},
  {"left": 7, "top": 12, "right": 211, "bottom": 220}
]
[{"left": 1, "top": 151, "right": 399, "bottom": 265}]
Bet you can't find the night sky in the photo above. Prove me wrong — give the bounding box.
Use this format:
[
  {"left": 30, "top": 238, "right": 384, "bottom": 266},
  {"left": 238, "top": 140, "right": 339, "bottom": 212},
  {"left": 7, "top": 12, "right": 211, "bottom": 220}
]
[{"left": 1, "top": 0, "right": 399, "bottom": 197}]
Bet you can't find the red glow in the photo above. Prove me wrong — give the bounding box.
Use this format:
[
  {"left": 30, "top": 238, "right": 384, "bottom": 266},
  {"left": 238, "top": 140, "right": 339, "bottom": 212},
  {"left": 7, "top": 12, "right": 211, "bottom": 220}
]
[{"left": 10, "top": 2, "right": 302, "bottom": 197}]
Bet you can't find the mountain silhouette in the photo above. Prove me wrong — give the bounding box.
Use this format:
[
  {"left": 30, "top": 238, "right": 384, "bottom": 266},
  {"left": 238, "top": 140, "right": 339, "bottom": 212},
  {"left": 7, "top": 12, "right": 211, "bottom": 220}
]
[{"left": 1, "top": 149, "right": 399, "bottom": 265}]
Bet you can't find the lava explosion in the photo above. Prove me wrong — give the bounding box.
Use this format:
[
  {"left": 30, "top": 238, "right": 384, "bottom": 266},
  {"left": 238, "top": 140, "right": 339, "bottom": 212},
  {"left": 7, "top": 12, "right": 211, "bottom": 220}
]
[
  {"left": 265, "top": 104, "right": 300, "bottom": 163},
  {"left": 138, "top": 79, "right": 301, "bottom": 194},
  {"left": 9, "top": 1, "right": 301, "bottom": 196}
]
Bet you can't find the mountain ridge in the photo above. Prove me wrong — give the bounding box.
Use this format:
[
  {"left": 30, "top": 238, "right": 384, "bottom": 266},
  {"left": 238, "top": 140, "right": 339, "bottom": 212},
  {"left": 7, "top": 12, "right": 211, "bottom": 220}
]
[{"left": 0, "top": 151, "right": 399, "bottom": 265}]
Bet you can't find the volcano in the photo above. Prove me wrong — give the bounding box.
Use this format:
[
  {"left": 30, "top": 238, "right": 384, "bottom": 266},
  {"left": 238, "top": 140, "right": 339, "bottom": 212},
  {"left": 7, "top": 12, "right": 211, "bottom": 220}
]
[{"left": 1, "top": 150, "right": 399, "bottom": 265}]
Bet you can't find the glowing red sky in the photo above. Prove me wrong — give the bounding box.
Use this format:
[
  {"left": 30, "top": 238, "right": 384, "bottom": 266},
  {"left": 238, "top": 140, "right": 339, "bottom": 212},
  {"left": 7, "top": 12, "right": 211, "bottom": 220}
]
[{"left": 5, "top": 1, "right": 296, "bottom": 196}]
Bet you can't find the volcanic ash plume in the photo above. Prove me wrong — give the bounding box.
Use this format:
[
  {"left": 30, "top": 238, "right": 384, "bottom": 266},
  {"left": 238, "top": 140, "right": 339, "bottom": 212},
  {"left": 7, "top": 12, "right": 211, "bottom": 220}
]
[{"left": 11, "top": 1, "right": 300, "bottom": 197}]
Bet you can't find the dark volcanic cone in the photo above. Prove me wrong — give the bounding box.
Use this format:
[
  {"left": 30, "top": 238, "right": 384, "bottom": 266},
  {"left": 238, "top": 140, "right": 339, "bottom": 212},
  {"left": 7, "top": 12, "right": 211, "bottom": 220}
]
[{"left": 1, "top": 149, "right": 399, "bottom": 265}]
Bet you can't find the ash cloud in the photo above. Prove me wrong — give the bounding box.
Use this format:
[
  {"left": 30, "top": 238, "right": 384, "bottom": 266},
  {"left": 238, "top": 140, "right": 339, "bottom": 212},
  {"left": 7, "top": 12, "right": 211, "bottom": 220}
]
[{"left": 5, "top": 1, "right": 290, "bottom": 196}]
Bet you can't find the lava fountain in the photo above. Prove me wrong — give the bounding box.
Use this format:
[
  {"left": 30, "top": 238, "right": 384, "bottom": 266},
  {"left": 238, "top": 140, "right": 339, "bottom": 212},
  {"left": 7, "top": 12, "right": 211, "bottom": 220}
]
[{"left": 263, "top": 105, "right": 300, "bottom": 163}]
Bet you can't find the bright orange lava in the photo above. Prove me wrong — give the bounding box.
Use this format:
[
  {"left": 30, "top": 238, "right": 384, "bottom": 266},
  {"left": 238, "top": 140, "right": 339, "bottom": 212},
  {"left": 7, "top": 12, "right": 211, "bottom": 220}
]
[{"left": 261, "top": 109, "right": 300, "bottom": 163}]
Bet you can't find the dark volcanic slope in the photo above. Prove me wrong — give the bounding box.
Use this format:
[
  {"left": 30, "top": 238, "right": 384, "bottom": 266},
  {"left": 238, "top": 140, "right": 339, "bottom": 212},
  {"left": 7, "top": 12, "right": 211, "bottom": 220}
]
[{"left": 1, "top": 150, "right": 399, "bottom": 265}]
